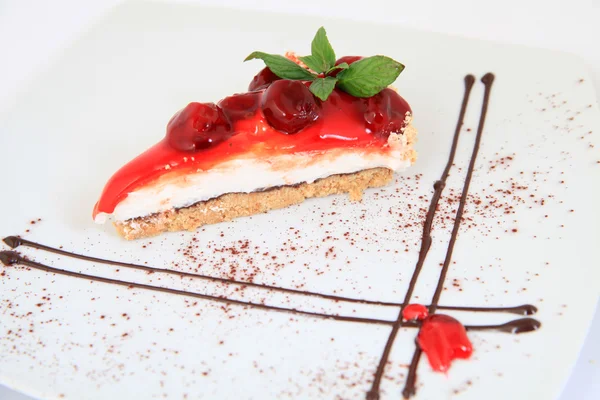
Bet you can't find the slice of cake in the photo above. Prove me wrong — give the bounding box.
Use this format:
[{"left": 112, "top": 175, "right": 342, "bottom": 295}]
[{"left": 93, "top": 28, "right": 417, "bottom": 239}]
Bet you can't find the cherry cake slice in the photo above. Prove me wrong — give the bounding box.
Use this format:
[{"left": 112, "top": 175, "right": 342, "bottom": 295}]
[{"left": 94, "top": 58, "right": 417, "bottom": 240}]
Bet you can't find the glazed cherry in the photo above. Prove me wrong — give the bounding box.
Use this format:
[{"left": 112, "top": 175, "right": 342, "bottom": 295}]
[
  {"left": 362, "top": 88, "right": 411, "bottom": 140},
  {"left": 166, "top": 102, "right": 233, "bottom": 152},
  {"left": 261, "top": 80, "right": 321, "bottom": 134},
  {"left": 336, "top": 55, "right": 363, "bottom": 66},
  {"left": 248, "top": 67, "right": 281, "bottom": 91},
  {"left": 328, "top": 56, "right": 363, "bottom": 77},
  {"left": 218, "top": 92, "right": 261, "bottom": 122}
]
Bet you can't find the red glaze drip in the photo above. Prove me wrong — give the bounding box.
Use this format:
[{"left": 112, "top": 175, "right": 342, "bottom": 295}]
[
  {"left": 402, "top": 304, "right": 429, "bottom": 321},
  {"left": 417, "top": 314, "right": 473, "bottom": 372},
  {"left": 93, "top": 87, "right": 411, "bottom": 218}
]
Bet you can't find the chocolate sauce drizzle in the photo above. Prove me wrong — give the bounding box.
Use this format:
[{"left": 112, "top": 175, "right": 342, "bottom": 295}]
[
  {"left": 437, "top": 304, "right": 537, "bottom": 316},
  {"left": 403, "top": 73, "right": 497, "bottom": 399},
  {"left": 3, "top": 236, "right": 406, "bottom": 307},
  {"left": 0, "top": 73, "right": 542, "bottom": 399},
  {"left": 0, "top": 248, "right": 539, "bottom": 334},
  {"left": 467, "top": 318, "right": 541, "bottom": 334},
  {"left": 1, "top": 236, "right": 536, "bottom": 317},
  {"left": 429, "top": 73, "right": 496, "bottom": 315},
  {"left": 366, "top": 73, "right": 540, "bottom": 400},
  {"left": 366, "top": 74, "right": 475, "bottom": 400},
  {"left": 0, "top": 250, "right": 395, "bottom": 326}
]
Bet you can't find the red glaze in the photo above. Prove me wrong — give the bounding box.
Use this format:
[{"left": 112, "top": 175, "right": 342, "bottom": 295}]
[
  {"left": 402, "top": 304, "right": 429, "bottom": 321},
  {"left": 93, "top": 86, "right": 412, "bottom": 218},
  {"left": 417, "top": 314, "right": 473, "bottom": 372}
]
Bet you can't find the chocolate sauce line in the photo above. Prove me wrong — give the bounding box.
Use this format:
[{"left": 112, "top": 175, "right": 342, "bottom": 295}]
[
  {"left": 402, "top": 73, "right": 498, "bottom": 399},
  {"left": 437, "top": 304, "right": 537, "bottom": 316},
  {"left": 428, "top": 72, "right": 496, "bottom": 315},
  {"left": 2, "top": 236, "right": 404, "bottom": 307},
  {"left": 0, "top": 249, "right": 540, "bottom": 334},
  {"left": 366, "top": 75, "right": 476, "bottom": 400},
  {"left": 466, "top": 318, "right": 541, "bottom": 334},
  {"left": 2, "top": 236, "right": 538, "bottom": 318},
  {"left": 0, "top": 251, "right": 392, "bottom": 326},
  {"left": 401, "top": 348, "right": 422, "bottom": 399},
  {"left": 0, "top": 251, "right": 540, "bottom": 333}
]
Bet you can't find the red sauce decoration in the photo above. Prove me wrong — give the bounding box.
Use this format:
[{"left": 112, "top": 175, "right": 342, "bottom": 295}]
[
  {"left": 93, "top": 75, "right": 411, "bottom": 218},
  {"left": 402, "top": 304, "right": 429, "bottom": 321},
  {"left": 417, "top": 314, "right": 473, "bottom": 372}
]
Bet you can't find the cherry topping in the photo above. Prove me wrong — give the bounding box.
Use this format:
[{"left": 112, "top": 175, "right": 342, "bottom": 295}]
[
  {"left": 248, "top": 67, "right": 281, "bottom": 91},
  {"left": 336, "top": 55, "right": 363, "bottom": 65},
  {"left": 362, "top": 88, "right": 411, "bottom": 139},
  {"left": 328, "top": 56, "right": 363, "bottom": 77},
  {"left": 218, "top": 92, "right": 261, "bottom": 122},
  {"left": 261, "top": 80, "right": 321, "bottom": 134},
  {"left": 166, "top": 102, "right": 233, "bottom": 152}
]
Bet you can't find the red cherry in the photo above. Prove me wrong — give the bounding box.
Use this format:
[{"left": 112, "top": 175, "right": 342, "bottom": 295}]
[
  {"left": 362, "top": 88, "right": 412, "bottom": 139},
  {"left": 336, "top": 56, "right": 363, "bottom": 66},
  {"left": 382, "top": 88, "right": 412, "bottom": 117},
  {"left": 166, "top": 102, "right": 233, "bottom": 152},
  {"left": 248, "top": 67, "right": 281, "bottom": 91},
  {"left": 261, "top": 80, "right": 321, "bottom": 134},
  {"left": 328, "top": 56, "right": 363, "bottom": 77},
  {"left": 218, "top": 92, "right": 261, "bottom": 122}
]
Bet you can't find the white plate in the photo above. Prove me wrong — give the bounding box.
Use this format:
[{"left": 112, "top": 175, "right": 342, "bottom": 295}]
[{"left": 1, "top": 1, "right": 599, "bottom": 399}]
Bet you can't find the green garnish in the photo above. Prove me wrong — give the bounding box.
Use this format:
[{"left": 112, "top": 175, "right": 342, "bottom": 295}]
[
  {"left": 309, "top": 76, "right": 338, "bottom": 101},
  {"left": 336, "top": 56, "right": 405, "bottom": 98},
  {"left": 244, "top": 52, "right": 316, "bottom": 81},
  {"left": 298, "top": 27, "right": 336, "bottom": 73},
  {"left": 244, "top": 27, "right": 405, "bottom": 101}
]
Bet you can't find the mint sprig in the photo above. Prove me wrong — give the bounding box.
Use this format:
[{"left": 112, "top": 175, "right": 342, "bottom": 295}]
[
  {"left": 244, "top": 27, "right": 405, "bottom": 101},
  {"left": 244, "top": 52, "right": 315, "bottom": 80},
  {"left": 309, "top": 77, "right": 338, "bottom": 101},
  {"left": 336, "top": 56, "right": 405, "bottom": 97},
  {"left": 327, "top": 62, "right": 349, "bottom": 75},
  {"left": 299, "top": 27, "right": 336, "bottom": 73}
]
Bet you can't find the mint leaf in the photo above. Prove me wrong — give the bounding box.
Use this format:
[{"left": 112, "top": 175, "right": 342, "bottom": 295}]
[
  {"left": 308, "top": 27, "right": 336, "bottom": 73},
  {"left": 299, "top": 55, "right": 325, "bottom": 73},
  {"left": 245, "top": 51, "right": 316, "bottom": 80},
  {"left": 326, "top": 62, "right": 349, "bottom": 75},
  {"left": 336, "top": 56, "right": 405, "bottom": 97},
  {"left": 245, "top": 29, "right": 407, "bottom": 101},
  {"left": 309, "top": 77, "right": 337, "bottom": 101}
]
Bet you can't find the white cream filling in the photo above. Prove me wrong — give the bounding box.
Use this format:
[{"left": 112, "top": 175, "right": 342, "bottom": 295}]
[{"left": 95, "top": 133, "right": 413, "bottom": 223}]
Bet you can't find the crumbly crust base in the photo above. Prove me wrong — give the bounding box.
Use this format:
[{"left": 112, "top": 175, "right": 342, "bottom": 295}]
[{"left": 115, "top": 167, "right": 393, "bottom": 240}]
